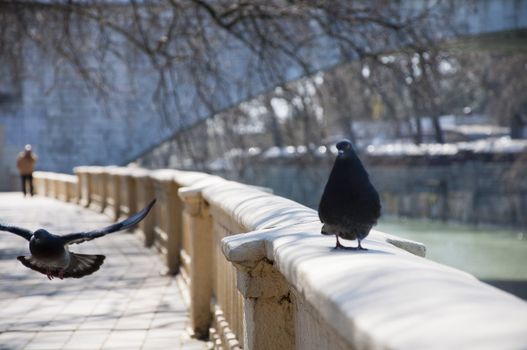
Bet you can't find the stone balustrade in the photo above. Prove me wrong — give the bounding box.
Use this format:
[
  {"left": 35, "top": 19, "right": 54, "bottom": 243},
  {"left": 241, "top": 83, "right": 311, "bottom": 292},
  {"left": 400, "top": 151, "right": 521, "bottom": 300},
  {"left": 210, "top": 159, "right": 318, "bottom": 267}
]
[
  {"left": 150, "top": 170, "right": 213, "bottom": 275},
  {"left": 33, "top": 167, "right": 527, "bottom": 350},
  {"left": 57, "top": 174, "right": 78, "bottom": 203},
  {"left": 33, "top": 171, "right": 77, "bottom": 202}
]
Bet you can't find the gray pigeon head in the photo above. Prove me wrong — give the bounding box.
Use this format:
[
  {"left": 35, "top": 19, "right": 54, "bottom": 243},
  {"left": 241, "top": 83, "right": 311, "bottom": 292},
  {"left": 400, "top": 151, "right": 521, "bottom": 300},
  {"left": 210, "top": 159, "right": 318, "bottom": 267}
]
[
  {"left": 336, "top": 139, "right": 353, "bottom": 155},
  {"left": 33, "top": 229, "right": 51, "bottom": 239}
]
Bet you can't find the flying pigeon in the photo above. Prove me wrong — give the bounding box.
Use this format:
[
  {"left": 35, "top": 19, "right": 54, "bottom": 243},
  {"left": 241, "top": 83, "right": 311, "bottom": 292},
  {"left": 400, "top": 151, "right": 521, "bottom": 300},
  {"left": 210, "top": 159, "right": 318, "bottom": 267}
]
[
  {"left": 318, "top": 140, "right": 381, "bottom": 250},
  {"left": 0, "top": 199, "right": 156, "bottom": 279}
]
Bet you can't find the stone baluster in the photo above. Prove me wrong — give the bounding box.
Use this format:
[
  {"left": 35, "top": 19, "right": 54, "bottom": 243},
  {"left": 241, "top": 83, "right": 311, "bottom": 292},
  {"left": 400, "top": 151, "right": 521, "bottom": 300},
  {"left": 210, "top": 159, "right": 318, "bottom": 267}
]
[
  {"left": 179, "top": 187, "right": 213, "bottom": 339},
  {"left": 151, "top": 171, "right": 181, "bottom": 274},
  {"left": 133, "top": 169, "right": 156, "bottom": 246},
  {"left": 74, "top": 166, "right": 91, "bottom": 207},
  {"left": 223, "top": 238, "right": 294, "bottom": 350},
  {"left": 105, "top": 168, "right": 121, "bottom": 221}
]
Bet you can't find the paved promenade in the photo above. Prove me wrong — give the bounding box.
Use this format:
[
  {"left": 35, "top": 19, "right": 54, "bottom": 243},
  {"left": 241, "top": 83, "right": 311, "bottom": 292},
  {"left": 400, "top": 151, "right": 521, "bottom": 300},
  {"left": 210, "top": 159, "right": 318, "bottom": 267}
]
[{"left": 0, "top": 193, "right": 209, "bottom": 350}]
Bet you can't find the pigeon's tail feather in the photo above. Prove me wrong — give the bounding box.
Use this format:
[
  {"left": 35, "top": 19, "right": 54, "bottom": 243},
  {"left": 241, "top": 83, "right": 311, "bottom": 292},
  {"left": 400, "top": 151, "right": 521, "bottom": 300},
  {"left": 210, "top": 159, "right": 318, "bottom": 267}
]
[
  {"left": 321, "top": 223, "right": 334, "bottom": 235},
  {"left": 17, "top": 254, "right": 105, "bottom": 279},
  {"left": 17, "top": 256, "right": 50, "bottom": 275},
  {"left": 64, "top": 253, "right": 105, "bottom": 278},
  {"left": 321, "top": 223, "right": 346, "bottom": 237}
]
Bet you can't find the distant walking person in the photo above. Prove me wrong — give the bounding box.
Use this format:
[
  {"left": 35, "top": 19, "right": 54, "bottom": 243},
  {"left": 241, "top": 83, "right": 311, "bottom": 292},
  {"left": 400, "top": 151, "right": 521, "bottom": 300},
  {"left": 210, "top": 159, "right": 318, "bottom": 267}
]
[{"left": 16, "top": 144, "right": 38, "bottom": 196}]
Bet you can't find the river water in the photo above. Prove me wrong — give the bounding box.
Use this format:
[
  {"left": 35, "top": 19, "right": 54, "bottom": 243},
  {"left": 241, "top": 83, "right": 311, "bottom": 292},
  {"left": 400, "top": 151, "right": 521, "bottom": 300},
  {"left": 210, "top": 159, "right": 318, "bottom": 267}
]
[{"left": 377, "top": 218, "right": 527, "bottom": 299}]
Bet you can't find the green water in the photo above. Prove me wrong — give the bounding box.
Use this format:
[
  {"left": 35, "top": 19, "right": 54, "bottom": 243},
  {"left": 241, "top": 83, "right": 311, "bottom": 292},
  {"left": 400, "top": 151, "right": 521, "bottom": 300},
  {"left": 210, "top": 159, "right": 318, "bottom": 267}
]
[{"left": 377, "top": 218, "right": 527, "bottom": 281}]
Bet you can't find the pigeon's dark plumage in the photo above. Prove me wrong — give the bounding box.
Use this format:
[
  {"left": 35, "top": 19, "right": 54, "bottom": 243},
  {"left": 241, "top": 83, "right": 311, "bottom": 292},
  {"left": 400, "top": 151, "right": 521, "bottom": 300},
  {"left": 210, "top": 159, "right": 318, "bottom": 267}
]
[
  {"left": 1, "top": 199, "right": 156, "bottom": 279},
  {"left": 318, "top": 140, "right": 381, "bottom": 250}
]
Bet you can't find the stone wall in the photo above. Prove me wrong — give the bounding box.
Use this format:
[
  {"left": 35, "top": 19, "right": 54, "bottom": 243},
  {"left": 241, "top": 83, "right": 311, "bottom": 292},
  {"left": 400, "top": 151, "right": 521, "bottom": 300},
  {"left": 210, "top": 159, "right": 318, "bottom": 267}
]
[
  {"left": 0, "top": 38, "right": 168, "bottom": 190},
  {"left": 370, "top": 158, "right": 527, "bottom": 227},
  {"left": 211, "top": 152, "right": 527, "bottom": 228}
]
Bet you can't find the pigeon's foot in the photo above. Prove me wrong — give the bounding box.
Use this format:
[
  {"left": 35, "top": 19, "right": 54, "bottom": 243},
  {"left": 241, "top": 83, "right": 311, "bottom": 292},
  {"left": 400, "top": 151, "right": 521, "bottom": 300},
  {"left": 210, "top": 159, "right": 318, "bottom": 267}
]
[
  {"left": 58, "top": 270, "right": 65, "bottom": 280},
  {"left": 46, "top": 270, "right": 54, "bottom": 280},
  {"left": 334, "top": 236, "right": 357, "bottom": 250},
  {"left": 357, "top": 240, "right": 367, "bottom": 251}
]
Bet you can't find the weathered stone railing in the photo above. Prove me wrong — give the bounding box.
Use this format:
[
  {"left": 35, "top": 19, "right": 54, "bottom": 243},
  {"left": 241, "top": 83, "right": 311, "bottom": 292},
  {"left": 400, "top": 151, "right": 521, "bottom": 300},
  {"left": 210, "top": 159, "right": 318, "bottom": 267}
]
[
  {"left": 33, "top": 171, "right": 78, "bottom": 203},
  {"left": 149, "top": 169, "right": 211, "bottom": 275},
  {"left": 33, "top": 171, "right": 50, "bottom": 197},
  {"left": 33, "top": 167, "right": 527, "bottom": 350}
]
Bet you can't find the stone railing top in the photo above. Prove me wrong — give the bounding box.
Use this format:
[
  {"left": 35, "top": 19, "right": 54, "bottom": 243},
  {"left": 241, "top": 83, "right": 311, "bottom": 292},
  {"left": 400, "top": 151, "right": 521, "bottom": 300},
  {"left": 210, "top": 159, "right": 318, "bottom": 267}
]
[
  {"left": 73, "top": 166, "right": 94, "bottom": 173},
  {"left": 33, "top": 171, "right": 77, "bottom": 183},
  {"left": 202, "top": 179, "right": 424, "bottom": 256},
  {"left": 57, "top": 174, "right": 77, "bottom": 183},
  {"left": 73, "top": 165, "right": 113, "bottom": 174},
  {"left": 106, "top": 166, "right": 133, "bottom": 176},
  {"left": 127, "top": 167, "right": 152, "bottom": 178},
  {"left": 178, "top": 175, "right": 228, "bottom": 215},
  {"left": 149, "top": 169, "right": 180, "bottom": 182},
  {"left": 172, "top": 170, "right": 217, "bottom": 188},
  {"left": 100, "top": 165, "right": 118, "bottom": 174},
  {"left": 202, "top": 179, "right": 319, "bottom": 232},
  {"left": 222, "top": 221, "right": 527, "bottom": 350},
  {"left": 33, "top": 171, "right": 53, "bottom": 178},
  {"left": 150, "top": 168, "right": 216, "bottom": 188}
]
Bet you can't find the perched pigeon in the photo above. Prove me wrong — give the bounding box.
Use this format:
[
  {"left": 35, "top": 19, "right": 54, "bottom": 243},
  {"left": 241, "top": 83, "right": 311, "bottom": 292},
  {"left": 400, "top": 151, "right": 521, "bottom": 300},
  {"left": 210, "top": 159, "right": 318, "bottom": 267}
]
[
  {"left": 318, "top": 140, "right": 381, "bottom": 250},
  {"left": 0, "top": 199, "right": 156, "bottom": 279}
]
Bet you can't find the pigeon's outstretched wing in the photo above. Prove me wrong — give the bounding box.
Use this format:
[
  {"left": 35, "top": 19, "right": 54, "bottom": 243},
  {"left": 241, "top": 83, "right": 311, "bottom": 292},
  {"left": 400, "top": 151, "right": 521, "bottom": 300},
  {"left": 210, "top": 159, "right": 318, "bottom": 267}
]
[
  {"left": 0, "top": 223, "right": 32, "bottom": 241},
  {"left": 61, "top": 199, "right": 156, "bottom": 245}
]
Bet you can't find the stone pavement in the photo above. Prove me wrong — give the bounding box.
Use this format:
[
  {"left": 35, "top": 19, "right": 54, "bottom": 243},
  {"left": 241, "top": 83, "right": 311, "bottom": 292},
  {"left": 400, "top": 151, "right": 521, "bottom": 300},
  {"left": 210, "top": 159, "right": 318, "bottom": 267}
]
[{"left": 0, "top": 193, "right": 210, "bottom": 350}]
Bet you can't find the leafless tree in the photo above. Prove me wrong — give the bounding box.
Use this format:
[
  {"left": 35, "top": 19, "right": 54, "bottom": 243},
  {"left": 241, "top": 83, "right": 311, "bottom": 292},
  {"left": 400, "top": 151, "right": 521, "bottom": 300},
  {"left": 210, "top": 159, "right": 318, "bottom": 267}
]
[{"left": 0, "top": 0, "right": 454, "bottom": 126}]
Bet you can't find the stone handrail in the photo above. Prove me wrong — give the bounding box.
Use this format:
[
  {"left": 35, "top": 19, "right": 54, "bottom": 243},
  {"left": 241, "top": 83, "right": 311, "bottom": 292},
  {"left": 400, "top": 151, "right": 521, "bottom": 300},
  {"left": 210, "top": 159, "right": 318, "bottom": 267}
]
[
  {"left": 33, "top": 171, "right": 78, "bottom": 202},
  {"left": 33, "top": 167, "right": 527, "bottom": 350}
]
